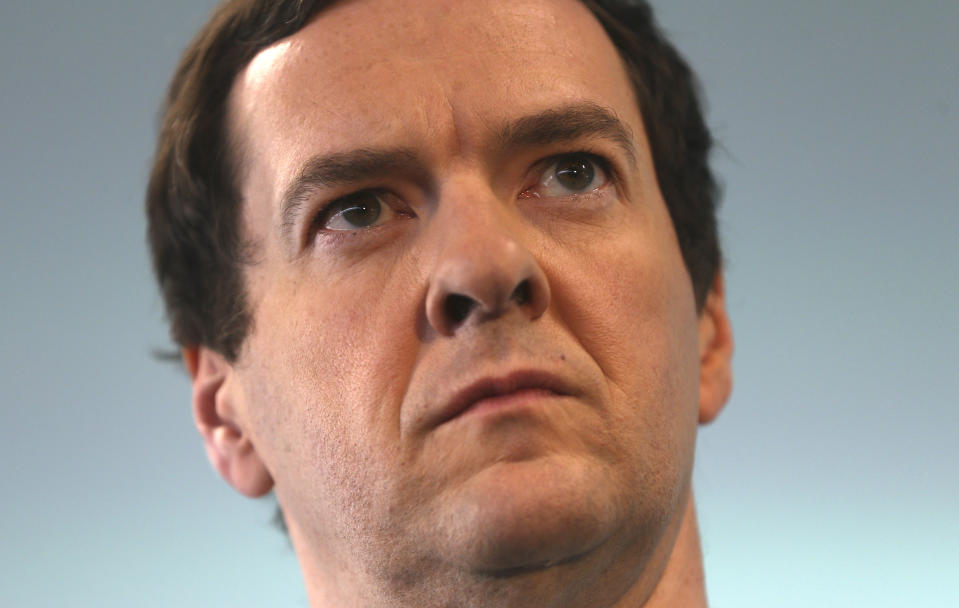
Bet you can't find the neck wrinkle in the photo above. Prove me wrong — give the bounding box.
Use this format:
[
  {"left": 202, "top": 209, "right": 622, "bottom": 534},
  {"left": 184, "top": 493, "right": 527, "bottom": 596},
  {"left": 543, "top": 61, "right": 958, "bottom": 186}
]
[{"left": 634, "top": 493, "right": 708, "bottom": 608}]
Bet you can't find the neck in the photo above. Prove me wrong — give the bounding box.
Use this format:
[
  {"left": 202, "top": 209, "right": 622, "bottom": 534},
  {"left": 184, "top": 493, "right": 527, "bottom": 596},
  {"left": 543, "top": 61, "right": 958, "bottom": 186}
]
[
  {"left": 637, "top": 495, "right": 708, "bottom": 607},
  {"left": 291, "top": 492, "right": 708, "bottom": 607}
]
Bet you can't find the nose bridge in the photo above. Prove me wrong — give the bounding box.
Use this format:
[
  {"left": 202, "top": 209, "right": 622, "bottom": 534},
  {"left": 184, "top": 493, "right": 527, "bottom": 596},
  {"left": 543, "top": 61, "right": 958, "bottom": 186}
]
[
  {"left": 435, "top": 180, "right": 522, "bottom": 275},
  {"left": 424, "top": 177, "right": 550, "bottom": 336}
]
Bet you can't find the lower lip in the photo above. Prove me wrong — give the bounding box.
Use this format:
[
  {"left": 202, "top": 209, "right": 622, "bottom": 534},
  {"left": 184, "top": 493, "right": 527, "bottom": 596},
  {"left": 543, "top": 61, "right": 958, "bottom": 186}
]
[{"left": 460, "top": 388, "right": 558, "bottom": 419}]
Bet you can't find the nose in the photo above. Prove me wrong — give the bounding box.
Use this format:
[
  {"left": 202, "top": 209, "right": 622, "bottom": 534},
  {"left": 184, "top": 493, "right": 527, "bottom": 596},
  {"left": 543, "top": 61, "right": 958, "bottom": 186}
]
[{"left": 425, "top": 215, "right": 550, "bottom": 336}]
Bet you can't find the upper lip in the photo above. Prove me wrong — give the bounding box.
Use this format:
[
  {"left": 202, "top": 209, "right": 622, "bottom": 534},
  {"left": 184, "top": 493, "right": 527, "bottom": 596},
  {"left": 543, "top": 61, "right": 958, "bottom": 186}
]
[{"left": 435, "top": 369, "right": 574, "bottom": 426}]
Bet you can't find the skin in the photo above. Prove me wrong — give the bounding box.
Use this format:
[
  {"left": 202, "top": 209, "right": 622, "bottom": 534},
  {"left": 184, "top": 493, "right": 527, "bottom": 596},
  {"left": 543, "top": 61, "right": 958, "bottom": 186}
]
[{"left": 185, "top": 0, "right": 733, "bottom": 606}]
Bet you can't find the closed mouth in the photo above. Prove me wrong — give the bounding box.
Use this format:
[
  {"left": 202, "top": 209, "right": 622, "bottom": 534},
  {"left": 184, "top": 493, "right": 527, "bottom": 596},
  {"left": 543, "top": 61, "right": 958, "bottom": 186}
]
[{"left": 437, "top": 369, "right": 574, "bottom": 426}]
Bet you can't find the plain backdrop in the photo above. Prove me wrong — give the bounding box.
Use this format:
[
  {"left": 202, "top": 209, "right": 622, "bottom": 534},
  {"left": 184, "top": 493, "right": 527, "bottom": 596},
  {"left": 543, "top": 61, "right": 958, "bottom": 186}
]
[{"left": 1, "top": 1, "right": 956, "bottom": 606}]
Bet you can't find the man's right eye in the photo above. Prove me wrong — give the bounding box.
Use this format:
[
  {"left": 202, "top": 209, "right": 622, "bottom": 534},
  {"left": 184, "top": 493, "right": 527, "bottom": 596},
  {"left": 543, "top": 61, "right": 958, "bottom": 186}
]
[{"left": 315, "top": 190, "right": 397, "bottom": 231}]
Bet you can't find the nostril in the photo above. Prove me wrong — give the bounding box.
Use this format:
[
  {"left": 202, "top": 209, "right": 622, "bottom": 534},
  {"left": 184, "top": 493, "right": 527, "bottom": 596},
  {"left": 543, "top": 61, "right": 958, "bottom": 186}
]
[
  {"left": 511, "top": 279, "right": 531, "bottom": 306},
  {"left": 444, "top": 294, "right": 475, "bottom": 326}
]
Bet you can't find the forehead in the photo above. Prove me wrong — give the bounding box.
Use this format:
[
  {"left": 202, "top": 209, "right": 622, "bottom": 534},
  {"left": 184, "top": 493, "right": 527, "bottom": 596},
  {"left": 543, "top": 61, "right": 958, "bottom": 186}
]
[{"left": 230, "top": 0, "right": 641, "bottom": 206}]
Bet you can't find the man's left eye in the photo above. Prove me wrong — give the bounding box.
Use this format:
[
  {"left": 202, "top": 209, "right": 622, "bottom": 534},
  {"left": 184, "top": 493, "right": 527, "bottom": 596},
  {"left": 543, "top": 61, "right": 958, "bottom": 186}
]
[{"left": 530, "top": 154, "right": 609, "bottom": 198}]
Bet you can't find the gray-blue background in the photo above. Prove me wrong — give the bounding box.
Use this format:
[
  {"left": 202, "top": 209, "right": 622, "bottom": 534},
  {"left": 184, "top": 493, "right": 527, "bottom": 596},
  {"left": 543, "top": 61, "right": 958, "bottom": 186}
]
[{"left": 2, "top": 1, "right": 956, "bottom": 606}]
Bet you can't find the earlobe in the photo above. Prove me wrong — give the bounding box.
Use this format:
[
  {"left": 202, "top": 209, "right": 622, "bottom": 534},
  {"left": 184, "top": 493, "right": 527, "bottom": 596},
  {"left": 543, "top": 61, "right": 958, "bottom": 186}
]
[
  {"left": 184, "top": 346, "right": 274, "bottom": 498},
  {"left": 697, "top": 274, "right": 734, "bottom": 425}
]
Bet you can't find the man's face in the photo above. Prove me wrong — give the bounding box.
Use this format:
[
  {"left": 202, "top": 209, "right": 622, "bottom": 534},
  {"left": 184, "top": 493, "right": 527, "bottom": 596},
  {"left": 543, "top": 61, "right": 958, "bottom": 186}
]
[{"left": 217, "top": 0, "right": 720, "bottom": 602}]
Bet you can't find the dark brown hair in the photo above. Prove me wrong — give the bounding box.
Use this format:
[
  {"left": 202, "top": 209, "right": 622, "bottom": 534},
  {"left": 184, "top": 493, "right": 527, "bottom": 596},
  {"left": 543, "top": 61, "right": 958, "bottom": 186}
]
[{"left": 147, "top": 0, "right": 721, "bottom": 361}]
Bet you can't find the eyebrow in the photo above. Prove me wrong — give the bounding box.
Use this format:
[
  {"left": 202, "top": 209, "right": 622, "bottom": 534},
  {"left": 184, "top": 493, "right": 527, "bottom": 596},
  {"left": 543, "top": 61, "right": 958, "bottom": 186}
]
[
  {"left": 278, "top": 103, "right": 637, "bottom": 243},
  {"left": 498, "top": 102, "right": 638, "bottom": 167},
  {"left": 279, "top": 147, "right": 419, "bottom": 242}
]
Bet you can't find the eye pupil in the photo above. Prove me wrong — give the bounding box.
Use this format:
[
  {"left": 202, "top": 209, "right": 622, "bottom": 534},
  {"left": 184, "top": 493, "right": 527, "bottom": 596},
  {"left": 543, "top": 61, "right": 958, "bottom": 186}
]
[{"left": 555, "top": 157, "right": 594, "bottom": 191}]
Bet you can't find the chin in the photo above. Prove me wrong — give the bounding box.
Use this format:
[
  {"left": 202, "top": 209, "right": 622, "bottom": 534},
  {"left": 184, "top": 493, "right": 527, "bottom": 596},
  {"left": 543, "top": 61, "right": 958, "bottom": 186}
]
[{"left": 434, "top": 453, "right": 635, "bottom": 575}]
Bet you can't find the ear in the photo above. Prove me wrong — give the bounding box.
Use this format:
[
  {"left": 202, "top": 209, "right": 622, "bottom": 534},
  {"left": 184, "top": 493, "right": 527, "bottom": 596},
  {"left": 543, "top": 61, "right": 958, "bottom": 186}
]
[
  {"left": 697, "top": 273, "right": 733, "bottom": 425},
  {"left": 183, "top": 347, "right": 274, "bottom": 497}
]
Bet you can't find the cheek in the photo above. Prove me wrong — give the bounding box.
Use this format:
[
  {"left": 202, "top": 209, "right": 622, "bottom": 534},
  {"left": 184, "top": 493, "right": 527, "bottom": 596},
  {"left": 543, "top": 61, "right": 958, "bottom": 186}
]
[
  {"left": 252, "top": 253, "right": 422, "bottom": 405},
  {"left": 549, "top": 215, "right": 697, "bottom": 385},
  {"left": 545, "top": 207, "right": 702, "bottom": 473},
  {"left": 236, "top": 261, "right": 425, "bottom": 507}
]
